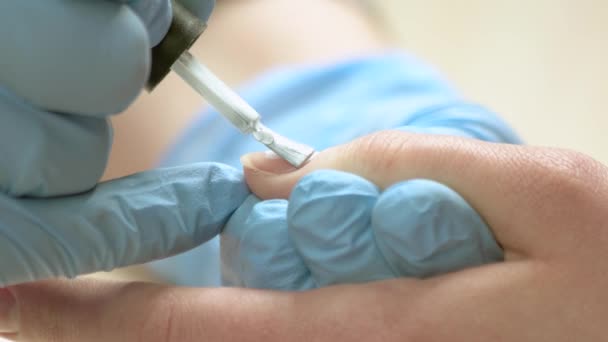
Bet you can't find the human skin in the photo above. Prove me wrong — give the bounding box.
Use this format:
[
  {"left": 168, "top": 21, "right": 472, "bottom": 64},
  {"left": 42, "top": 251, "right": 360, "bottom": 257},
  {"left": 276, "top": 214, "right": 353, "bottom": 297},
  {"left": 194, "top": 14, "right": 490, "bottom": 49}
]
[{"left": 4, "top": 130, "right": 608, "bottom": 341}]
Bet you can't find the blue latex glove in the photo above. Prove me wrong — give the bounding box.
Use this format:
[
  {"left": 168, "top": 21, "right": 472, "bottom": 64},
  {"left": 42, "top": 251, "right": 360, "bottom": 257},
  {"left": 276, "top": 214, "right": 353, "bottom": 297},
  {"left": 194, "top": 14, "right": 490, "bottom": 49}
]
[
  {"left": 0, "top": 0, "right": 240, "bottom": 287},
  {"left": 221, "top": 171, "right": 502, "bottom": 290},
  {"left": 0, "top": 0, "right": 215, "bottom": 117}
]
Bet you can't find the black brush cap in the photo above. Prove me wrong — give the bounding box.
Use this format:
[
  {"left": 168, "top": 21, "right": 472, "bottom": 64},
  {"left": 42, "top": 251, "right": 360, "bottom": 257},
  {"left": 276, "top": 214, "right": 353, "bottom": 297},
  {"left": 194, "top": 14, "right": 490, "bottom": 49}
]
[{"left": 146, "top": 0, "right": 207, "bottom": 91}]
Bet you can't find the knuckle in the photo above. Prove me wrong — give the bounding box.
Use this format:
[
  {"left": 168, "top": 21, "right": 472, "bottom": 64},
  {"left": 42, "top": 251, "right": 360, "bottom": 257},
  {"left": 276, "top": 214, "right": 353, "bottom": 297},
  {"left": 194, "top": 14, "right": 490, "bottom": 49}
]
[
  {"left": 532, "top": 150, "right": 608, "bottom": 258},
  {"left": 517, "top": 149, "right": 608, "bottom": 235},
  {"left": 373, "top": 179, "right": 448, "bottom": 226},
  {"left": 533, "top": 150, "right": 605, "bottom": 202}
]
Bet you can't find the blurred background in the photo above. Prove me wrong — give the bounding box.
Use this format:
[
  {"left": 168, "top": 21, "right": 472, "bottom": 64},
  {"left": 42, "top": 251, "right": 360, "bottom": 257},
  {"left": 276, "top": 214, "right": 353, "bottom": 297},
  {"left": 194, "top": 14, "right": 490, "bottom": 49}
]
[{"left": 379, "top": 0, "right": 608, "bottom": 163}]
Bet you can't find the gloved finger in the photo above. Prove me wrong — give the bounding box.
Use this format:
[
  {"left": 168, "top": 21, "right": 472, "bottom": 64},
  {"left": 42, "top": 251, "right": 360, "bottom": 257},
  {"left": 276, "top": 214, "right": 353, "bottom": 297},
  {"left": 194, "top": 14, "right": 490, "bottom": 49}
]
[
  {"left": 222, "top": 196, "right": 315, "bottom": 290},
  {"left": 0, "top": 89, "right": 111, "bottom": 197},
  {"left": 372, "top": 179, "right": 503, "bottom": 278},
  {"left": 0, "top": 1, "right": 150, "bottom": 115},
  {"left": 124, "top": 0, "right": 172, "bottom": 46},
  {"left": 288, "top": 170, "right": 395, "bottom": 287},
  {"left": 0, "top": 163, "right": 249, "bottom": 287}
]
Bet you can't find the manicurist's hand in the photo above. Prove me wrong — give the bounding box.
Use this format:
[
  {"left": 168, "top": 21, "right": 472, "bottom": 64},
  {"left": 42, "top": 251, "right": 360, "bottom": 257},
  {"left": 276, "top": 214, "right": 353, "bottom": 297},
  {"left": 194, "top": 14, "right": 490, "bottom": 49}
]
[{"left": 0, "top": 0, "right": 244, "bottom": 288}]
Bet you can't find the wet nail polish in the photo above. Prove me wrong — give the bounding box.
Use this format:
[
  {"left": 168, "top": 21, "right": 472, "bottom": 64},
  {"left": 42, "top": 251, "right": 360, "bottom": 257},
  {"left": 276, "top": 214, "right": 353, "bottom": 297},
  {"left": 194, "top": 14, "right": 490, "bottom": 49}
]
[{"left": 241, "top": 151, "right": 298, "bottom": 175}]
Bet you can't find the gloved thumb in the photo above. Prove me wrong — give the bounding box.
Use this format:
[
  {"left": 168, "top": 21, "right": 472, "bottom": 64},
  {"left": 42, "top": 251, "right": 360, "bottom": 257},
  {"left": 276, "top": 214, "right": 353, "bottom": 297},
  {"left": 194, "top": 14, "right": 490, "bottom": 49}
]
[
  {"left": 241, "top": 130, "right": 602, "bottom": 259},
  {"left": 0, "top": 163, "right": 249, "bottom": 287}
]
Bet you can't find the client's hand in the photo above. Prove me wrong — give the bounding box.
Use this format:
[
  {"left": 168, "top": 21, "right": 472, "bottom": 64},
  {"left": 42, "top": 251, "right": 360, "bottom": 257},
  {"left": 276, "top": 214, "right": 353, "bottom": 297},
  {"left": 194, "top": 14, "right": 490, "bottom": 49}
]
[{"left": 3, "top": 131, "right": 607, "bottom": 341}]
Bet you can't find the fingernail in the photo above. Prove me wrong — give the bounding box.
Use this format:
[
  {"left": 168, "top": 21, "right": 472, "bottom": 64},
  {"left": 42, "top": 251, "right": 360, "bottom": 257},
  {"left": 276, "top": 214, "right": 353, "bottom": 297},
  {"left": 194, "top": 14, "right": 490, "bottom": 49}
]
[
  {"left": 241, "top": 151, "right": 297, "bottom": 175},
  {"left": 0, "top": 288, "right": 18, "bottom": 335}
]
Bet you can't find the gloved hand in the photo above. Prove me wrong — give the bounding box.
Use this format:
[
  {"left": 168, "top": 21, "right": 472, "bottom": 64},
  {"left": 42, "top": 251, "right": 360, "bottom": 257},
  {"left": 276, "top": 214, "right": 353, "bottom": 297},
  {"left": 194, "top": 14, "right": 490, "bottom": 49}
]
[
  {"left": 222, "top": 123, "right": 513, "bottom": 290},
  {"left": 222, "top": 173, "right": 502, "bottom": 290},
  {"left": 0, "top": 0, "right": 238, "bottom": 287}
]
